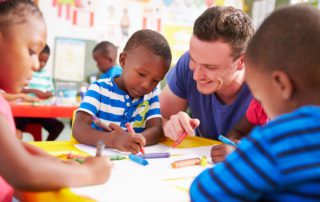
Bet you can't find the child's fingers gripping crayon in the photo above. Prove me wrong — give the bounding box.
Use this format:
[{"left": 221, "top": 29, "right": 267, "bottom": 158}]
[
  {"left": 125, "top": 122, "right": 145, "bottom": 154},
  {"left": 92, "top": 115, "right": 112, "bottom": 132},
  {"left": 218, "top": 135, "right": 238, "bottom": 147}
]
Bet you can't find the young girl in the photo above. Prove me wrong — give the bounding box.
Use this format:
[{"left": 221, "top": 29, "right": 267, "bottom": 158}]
[{"left": 0, "top": 1, "right": 111, "bottom": 201}]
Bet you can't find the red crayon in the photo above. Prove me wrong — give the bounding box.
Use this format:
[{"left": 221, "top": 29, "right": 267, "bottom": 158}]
[
  {"left": 125, "top": 123, "right": 145, "bottom": 154},
  {"left": 172, "top": 132, "right": 188, "bottom": 148}
]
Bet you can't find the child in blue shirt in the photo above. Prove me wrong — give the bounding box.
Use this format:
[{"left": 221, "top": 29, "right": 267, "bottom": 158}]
[
  {"left": 92, "top": 41, "right": 122, "bottom": 79},
  {"left": 190, "top": 5, "right": 320, "bottom": 202},
  {"left": 73, "top": 29, "right": 172, "bottom": 154}
]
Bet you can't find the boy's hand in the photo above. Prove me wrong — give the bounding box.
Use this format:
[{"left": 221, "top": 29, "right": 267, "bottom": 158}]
[
  {"left": 84, "top": 156, "right": 112, "bottom": 184},
  {"left": 211, "top": 142, "right": 238, "bottom": 163},
  {"left": 163, "top": 111, "right": 200, "bottom": 141},
  {"left": 109, "top": 123, "right": 146, "bottom": 154}
]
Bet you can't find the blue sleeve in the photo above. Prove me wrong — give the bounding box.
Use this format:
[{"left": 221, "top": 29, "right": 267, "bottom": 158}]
[
  {"left": 166, "top": 52, "right": 190, "bottom": 99},
  {"left": 78, "top": 82, "right": 102, "bottom": 116},
  {"left": 190, "top": 127, "right": 281, "bottom": 202}
]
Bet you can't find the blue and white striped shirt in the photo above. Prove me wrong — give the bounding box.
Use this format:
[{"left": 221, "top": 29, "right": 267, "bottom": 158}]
[
  {"left": 78, "top": 77, "right": 161, "bottom": 133},
  {"left": 190, "top": 106, "right": 320, "bottom": 202}
]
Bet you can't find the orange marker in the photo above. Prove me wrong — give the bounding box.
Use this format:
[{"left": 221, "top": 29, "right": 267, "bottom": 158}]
[
  {"left": 125, "top": 123, "right": 145, "bottom": 154},
  {"left": 171, "top": 157, "right": 201, "bottom": 168},
  {"left": 172, "top": 132, "right": 188, "bottom": 148}
]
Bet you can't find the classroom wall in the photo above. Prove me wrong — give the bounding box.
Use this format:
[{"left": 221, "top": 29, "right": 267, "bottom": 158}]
[{"left": 38, "top": 0, "right": 319, "bottom": 83}]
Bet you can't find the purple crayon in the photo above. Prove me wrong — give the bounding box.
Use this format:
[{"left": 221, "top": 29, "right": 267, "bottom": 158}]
[{"left": 137, "top": 152, "right": 170, "bottom": 159}]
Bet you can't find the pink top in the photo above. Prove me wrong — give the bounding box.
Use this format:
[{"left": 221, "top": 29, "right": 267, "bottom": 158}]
[
  {"left": 0, "top": 94, "right": 15, "bottom": 202},
  {"left": 246, "top": 99, "right": 268, "bottom": 125}
]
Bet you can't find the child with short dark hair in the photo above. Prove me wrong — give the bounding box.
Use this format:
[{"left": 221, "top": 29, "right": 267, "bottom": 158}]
[
  {"left": 191, "top": 5, "right": 320, "bottom": 201},
  {"left": 92, "top": 41, "right": 122, "bottom": 79},
  {"left": 0, "top": 1, "right": 111, "bottom": 200},
  {"left": 15, "top": 44, "right": 64, "bottom": 141},
  {"left": 73, "top": 29, "right": 172, "bottom": 154}
]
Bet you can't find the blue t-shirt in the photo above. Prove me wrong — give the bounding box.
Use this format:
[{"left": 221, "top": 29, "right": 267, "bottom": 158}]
[
  {"left": 100, "top": 65, "right": 122, "bottom": 79},
  {"left": 166, "top": 52, "right": 252, "bottom": 140},
  {"left": 78, "top": 76, "right": 161, "bottom": 133},
  {"left": 190, "top": 106, "right": 320, "bottom": 202}
]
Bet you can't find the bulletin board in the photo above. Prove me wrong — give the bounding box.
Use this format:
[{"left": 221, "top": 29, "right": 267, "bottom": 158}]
[
  {"left": 53, "top": 37, "right": 86, "bottom": 81},
  {"left": 53, "top": 37, "right": 97, "bottom": 82}
]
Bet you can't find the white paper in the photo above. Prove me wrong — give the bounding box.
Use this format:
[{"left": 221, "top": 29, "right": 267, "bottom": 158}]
[{"left": 72, "top": 143, "right": 215, "bottom": 201}]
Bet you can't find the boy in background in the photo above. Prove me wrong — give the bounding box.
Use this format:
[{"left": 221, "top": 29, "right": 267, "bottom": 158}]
[
  {"left": 15, "top": 45, "right": 64, "bottom": 141},
  {"left": 73, "top": 30, "right": 172, "bottom": 154},
  {"left": 190, "top": 5, "right": 320, "bottom": 201},
  {"left": 92, "top": 41, "right": 122, "bottom": 79}
]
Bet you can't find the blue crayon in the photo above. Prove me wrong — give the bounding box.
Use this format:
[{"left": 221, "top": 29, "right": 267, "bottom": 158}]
[
  {"left": 129, "top": 154, "right": 149, "bottom": 166},
  {"left": 218, "top": 135, "right": 238, "bottom": 147},
  {"left": 137, "top": 152, "right": 170, "bottom": 159}
]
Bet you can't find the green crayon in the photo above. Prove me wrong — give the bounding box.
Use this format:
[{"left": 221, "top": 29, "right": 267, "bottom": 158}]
[{"left": 110, "top": 155, "right": 127, "bottom": 161}]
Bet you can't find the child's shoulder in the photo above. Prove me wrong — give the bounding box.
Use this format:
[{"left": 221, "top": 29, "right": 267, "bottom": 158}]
[{"left": 249, "top": 105, "right": 320, "bottom": 149}]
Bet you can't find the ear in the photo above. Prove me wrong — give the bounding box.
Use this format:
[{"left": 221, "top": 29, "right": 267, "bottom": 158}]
[
  {"left": 235, "top": 54, "right": 245, "bottom": 71},
  {"left": 271, "top": 70, "right": 294, "bottom": 100},
  {"left": 119, "top": 52, "right": 126, "bottom": 68}
]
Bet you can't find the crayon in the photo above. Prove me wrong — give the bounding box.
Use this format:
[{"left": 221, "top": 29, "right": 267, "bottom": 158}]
[
  {"left": 200, "top": 155, "right": 207, "bottom": 167},
  {"left": 96, "top": 140, "right": 105, "bottom": 157},
  {"left": 172, "top": 132, "right": 187, "bottom": 148},
  {"left": 128, "top": 154, "right": 149, "bottom": 166},
  {"left": 72, "top": 158, "right": 85, "bottom": 164},
  {"left": 125, "top": 123, "right": 145, "bottom": 154},
  {"left": 137, "top": 152, "right": 170, "bottom": 159},
  {"left": 218, "top": 135, "right": 238, "bottom": 147},
  {"left": 171, "top": 157, "right": 201, "bottom": 168},
  {"left": 109, "top": 155, "right": 127, "bottom": 161}
]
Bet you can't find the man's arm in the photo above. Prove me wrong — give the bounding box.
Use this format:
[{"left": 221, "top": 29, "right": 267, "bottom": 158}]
[{"left": 160, "top": 85, "right": 199, "bottom": 140}]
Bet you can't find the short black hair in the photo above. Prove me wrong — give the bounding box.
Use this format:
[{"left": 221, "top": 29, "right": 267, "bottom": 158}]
[
  {"left": 0, "top": 0, "right": 42, "bottom": 32},
  {"left": 41, "top": 44, "right": 50, "bottom": 55},
  {"left": 246, "top": 5, "right": 320, "bottom": 89},
  {"left": 193, "top": 6, "right": 253, "bottom": 59},
  {"left": 92, "top": 41, "right": 117, "bottom": 62},
  {"left": 123, "top": 29, "right": 172, "bottom": 69}
]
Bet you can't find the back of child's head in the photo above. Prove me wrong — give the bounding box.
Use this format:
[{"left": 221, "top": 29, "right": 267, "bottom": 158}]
[
  {"left": 193, "top": 6, "right": 254, "bottom": 59},
  {"left": 93, "top": 41, "right": 117, "bottom": 64},
  {"left": 123, "top": 29, "right": 172, "bottom": 70},
  {"left": 245, "top": 5, "right": 320, "bottom": 92},
  {"left": 0, "top": 0, "right": 42, "bottom": 31}
]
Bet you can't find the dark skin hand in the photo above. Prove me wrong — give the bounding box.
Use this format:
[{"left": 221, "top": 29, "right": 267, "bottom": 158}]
[
  {"left": 210, "top": 115, "right": 254, "bottom": 163},
  {"left": 73, "top": 111, "right": 162, "bottom": 154}
]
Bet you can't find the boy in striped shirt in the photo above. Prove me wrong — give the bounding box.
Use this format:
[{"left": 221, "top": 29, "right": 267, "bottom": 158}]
[
  {"left": 73, "top": 30, "right": 172, "bottom": 154},
  {"left": 15, "top": 44, "right": 64, "bottom": 141},
  {"left": 190, "top": 5, "right": 320, "bottom": 201}
]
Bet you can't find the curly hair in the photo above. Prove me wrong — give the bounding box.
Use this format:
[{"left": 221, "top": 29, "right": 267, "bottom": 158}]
[
  {"left": 123, "top": 29, "right": 172, "bottom": 69},
  {"left": 193, "top": 6, "right": 254, "bottom": 59}
]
